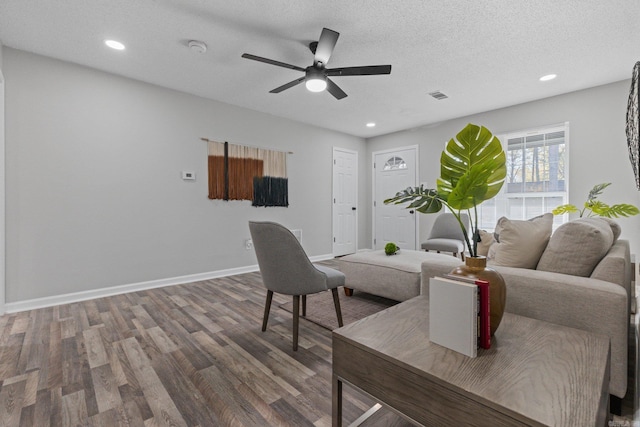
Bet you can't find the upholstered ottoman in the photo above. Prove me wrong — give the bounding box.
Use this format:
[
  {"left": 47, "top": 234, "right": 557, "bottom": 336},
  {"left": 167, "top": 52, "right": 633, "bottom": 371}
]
[{"left": 336, "top": 250, "right": 456, "bottom": 301}]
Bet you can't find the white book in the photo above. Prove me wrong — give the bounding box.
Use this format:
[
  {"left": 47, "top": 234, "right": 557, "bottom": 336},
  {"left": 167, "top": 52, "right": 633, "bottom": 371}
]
[{"left": 429, "top": 276, "right": 478, "bottom": 357}]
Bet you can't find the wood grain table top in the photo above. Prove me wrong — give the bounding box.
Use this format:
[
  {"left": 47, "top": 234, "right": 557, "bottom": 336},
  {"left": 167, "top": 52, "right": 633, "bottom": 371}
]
[{"left": 333, "top": 295, "right": 610, "bottom": 426}]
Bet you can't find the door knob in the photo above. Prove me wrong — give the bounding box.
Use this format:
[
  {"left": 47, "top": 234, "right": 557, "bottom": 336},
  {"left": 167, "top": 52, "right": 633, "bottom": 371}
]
[
  {"left": 352, "top": 207, "right": 357, "bottom": 211},
  {"left": 409, "top": 210, "right": 415, "bottom": 214}
]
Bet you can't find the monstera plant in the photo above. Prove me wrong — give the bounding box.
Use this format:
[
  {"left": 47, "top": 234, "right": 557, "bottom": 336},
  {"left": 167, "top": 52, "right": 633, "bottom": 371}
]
[{"left": 384, "top": 123, "right": 506, "bottom": 258}]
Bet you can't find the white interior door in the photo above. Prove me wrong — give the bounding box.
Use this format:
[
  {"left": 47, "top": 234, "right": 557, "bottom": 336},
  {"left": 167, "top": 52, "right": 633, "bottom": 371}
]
[
  {"left": 333, "top": 148, "right": 357, "bottom": 256},
  {"left": 373, "top": 147, "right": 418, "bottom": 250}
]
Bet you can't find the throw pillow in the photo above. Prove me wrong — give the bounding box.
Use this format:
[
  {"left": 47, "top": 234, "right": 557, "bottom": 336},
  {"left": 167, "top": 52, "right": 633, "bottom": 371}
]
[
  {"left": 487, "top": 213, "right": 553, "bottom": 269},
  {"left": 600, "top": 217, "right": 622, "bottom": 241},
  {"left": 476, "top": 230, "right": 495, "bottom": 257},
  {"left": 536, "top": 218, "right": 614, "bottom": 277}
]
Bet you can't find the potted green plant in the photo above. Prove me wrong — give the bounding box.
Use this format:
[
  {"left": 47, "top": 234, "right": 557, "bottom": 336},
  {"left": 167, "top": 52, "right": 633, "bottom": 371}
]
[
  {"left": 384, "top": 123, "right": 507, "bottom": 335},
  {"left": 384, "top": 123, "right": 506, "bottom": 257},
  {"left": 552, "top": 182, "right": 639, "bottom": 218}
]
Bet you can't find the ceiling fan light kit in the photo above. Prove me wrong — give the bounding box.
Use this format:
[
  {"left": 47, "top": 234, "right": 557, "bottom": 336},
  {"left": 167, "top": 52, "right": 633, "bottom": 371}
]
[
  {"left": 241, "top": 27, "right": 392, "bottom": 100},
  {"left": 305, "top": 68, "right": 327, "bottom": 92}
]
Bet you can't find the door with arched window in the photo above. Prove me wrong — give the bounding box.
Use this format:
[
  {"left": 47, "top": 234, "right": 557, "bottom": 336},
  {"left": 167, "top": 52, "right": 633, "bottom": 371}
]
[{"left": 373, "top": 146, "right": 418, "bottom": 250}]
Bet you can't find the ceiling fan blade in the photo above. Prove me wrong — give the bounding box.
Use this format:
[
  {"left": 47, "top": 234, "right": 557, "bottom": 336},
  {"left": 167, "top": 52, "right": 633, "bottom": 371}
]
[
  {"left": 269, "top": 76, "right": 306, "bottom": 93},
  {"left": 241, "top": 53, "right": 306, "bottom": 72},
  {"left": 326, "top": 78, "right": 347, "bottom": 100},
  {"left": 314, "top": 28, "right": 339, "bottom": 67},
  {"left": 327, "top": 65, "right": 392, "bottom": 76}
]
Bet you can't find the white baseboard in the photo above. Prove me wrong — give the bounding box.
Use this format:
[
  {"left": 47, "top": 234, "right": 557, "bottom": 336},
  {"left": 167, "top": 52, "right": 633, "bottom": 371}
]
[
  {"left": 5, "top": 254, "right": 335, "bottom": 314},
  {"left": 308, "top": 254, "right": 335, "bottom": 263}
]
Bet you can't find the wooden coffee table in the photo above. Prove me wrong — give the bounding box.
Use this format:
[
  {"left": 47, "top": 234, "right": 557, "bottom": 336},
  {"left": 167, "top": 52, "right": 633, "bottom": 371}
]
[{"left": 332, "top": 296, "right": 610, "bottom": 426}]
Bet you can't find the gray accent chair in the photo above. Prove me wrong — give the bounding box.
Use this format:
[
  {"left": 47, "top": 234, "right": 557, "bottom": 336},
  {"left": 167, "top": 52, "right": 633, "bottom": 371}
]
[
  {"left": 421, "top": 212, "right": 469, "bottom": 260},
  {"left": 249, "top": 221, "right": 344, "bottom": 351}
]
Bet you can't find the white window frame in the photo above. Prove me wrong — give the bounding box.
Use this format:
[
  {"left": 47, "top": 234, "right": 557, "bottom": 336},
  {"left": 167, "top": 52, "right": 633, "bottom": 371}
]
[{"left": 478, "top": 122, "right": 570, "bottom": 230}]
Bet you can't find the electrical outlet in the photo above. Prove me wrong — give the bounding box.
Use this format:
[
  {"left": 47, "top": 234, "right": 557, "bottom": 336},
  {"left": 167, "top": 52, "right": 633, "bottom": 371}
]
[{"left": 245, "top": 239, "right": 253, "bottom": 250}]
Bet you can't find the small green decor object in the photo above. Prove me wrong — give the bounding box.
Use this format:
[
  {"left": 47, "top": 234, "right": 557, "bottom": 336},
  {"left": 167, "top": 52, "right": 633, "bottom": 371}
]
[
  {"left": 552, "top": 183, "right": 640, "bottom": 218},
  {"left": 385, "top": 242, "right": 399, "bottom": 256}
]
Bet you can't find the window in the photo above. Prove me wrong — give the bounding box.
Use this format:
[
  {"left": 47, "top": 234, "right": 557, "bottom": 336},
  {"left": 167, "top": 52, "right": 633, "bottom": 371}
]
[
  {"left": 479, "top": 123, "right": 569, "bottom": 230},
  {"left": 383, "top": 156, "right": 407, "bottom": 170}
]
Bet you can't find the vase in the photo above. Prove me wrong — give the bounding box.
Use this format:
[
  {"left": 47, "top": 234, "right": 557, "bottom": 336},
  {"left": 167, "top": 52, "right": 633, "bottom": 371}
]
[{"left": 449, "top": 256, "right": 506, "bottom": 336}]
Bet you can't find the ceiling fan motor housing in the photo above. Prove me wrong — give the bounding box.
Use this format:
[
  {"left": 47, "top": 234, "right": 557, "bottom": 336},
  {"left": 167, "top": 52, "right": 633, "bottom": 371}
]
[
  {"left": 305, "top": 66, "right": 327, "bottom": 92},
  {"left": 306, "top": 66, "right": 326, "bottom": 80}
]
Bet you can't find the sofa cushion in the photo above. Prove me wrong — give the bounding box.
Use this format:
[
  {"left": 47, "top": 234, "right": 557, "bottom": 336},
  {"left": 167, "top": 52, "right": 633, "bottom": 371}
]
[
  {"left": 487, "top": 213, "right": 553, "bottom": 269},
  {"left": 537, "top": 218, "right": 615, "bottom": 277},
  {"left": 476, "top": 230, "right": 495, "bottom": 257},
  {"left": 601, "top": 217, "right": 622, "bottom": 241}
]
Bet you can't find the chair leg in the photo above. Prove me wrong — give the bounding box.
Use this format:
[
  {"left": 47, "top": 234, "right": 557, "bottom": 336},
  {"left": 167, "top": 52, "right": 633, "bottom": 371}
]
[
  {"left": 331, "top": 288, "right": 344, "bottom": 327},
  {"left": 292, "top": 295, "right": 300, "bottom": 351},
  {"left": 461, "top": 252, "right": 465, "bottom": 261},
  {"left": 262, "top": 290, "right": 273, "bottom": 332},
  {"left": 302, "top": 295, "right": 307, "bottom": 317}
]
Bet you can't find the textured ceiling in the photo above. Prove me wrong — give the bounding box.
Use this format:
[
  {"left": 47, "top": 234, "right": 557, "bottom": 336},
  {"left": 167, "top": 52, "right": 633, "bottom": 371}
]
[{"left": 1, "top": 0, "right": 639, "bottom": 138}]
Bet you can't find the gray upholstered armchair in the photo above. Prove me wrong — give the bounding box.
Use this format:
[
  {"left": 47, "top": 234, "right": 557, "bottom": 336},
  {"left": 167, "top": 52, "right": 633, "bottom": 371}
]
[
  {"left": 421, "top": 212, "right": 469, "bottom": 260},
  {"left": 249, "top": 221, "right": 344, "bottom": 351}
]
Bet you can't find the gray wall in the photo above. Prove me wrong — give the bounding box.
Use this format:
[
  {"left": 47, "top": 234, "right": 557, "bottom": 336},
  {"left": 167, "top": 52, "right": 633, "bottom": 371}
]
[
  {"left": 4, "top": 48, "right": 367, "bottom": 302},
  {"left": 6, "top": 46, "right": 638, "bottom": 304},
  {"left": 0, "top": 42, "right": 5, "bottom": 313},
  {"left": 367, "top": 80, "right": 640, "bottom": 256}
]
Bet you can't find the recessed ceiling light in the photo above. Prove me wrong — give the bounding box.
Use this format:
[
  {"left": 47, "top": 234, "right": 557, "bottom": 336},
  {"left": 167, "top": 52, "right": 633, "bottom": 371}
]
[
  {"left": 539, "top": 74, "right": 557, "bottom": 82},
  {"left": 366, "top": 122, "right": 376, "bottom": 128},
  {"left": 105, "top": 40, "right": 125, "bottom": 50}
]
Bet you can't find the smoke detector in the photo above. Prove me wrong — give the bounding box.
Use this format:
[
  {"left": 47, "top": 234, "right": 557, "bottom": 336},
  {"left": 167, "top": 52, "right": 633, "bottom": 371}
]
[{"left": 188, "top": 40, "right": 207, "bottom": 54}]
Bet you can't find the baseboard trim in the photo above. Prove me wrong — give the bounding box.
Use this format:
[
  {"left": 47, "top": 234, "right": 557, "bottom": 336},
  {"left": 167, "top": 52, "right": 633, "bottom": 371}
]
[
  {"left": 5, "top": 254, "right": 334, "bottom": 314},
  {"left": 308, "top": 254, "right": 335, "bottom": 263}
]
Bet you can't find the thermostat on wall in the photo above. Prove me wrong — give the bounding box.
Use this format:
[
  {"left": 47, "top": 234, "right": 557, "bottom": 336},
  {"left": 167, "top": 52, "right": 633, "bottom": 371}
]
[{"left": 182, "top": 171, "right": 196, "bottom": 181}]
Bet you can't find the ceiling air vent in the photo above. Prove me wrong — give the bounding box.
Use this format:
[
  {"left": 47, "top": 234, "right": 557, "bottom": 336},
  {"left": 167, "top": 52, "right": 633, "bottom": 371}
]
[{"left": 429, "top": 91, "right": 448, "bottom": 100}]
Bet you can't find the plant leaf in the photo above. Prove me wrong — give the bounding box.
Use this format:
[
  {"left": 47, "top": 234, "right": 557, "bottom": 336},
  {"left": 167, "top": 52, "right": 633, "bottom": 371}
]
[
  {"left": 440, "top": 164, "right": 490, "bottom": 209},
  {"left": 552, "top": 204, "right": 579, "bottom": 215},
  {"left": 438, "top": 123, "right": 506, "bottom": 210},
  {"left": 415, "top": 196, "right": 443, "bottom": 213},
  {"left": 587, "top": 200, "right": 609, "bottom": 216},
  {"left": 587, "top": 183, "right": 611, "bottom": 201},
  {"left": 383, "top": 187, "right": 417, "bottom": 204},
  {"left": 595, "top": 203, "right": 640, "bottom": 218},
  {"left": 383, "top": 186, "right": 444, "bottom": 214}
]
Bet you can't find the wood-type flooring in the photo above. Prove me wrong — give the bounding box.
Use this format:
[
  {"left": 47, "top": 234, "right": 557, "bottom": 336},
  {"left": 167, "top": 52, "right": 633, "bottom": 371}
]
[
  {"left": 0, "top": 267, "right": 414, "bottom": 426},
  {"left": 0, "top": 261, "right": 635, "bottom": 426}
]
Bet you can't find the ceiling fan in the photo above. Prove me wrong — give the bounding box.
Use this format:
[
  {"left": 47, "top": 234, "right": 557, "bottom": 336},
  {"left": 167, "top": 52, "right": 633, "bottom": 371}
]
[{"left": 241, "top": 28, "right": 392, "bottom": 100}]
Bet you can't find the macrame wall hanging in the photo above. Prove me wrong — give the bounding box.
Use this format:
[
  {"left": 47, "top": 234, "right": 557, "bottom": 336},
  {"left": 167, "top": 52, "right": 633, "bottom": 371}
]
[
  {"left": 626, "top": 61, "right": 640, "bottom": 190},
  {"left": 204, "top": 139, "right": 289, "bottom": 207}
]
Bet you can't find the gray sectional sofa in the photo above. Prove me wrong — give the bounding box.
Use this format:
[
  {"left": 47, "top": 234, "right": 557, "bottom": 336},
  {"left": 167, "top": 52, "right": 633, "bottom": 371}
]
[
  {"left": 419, "top": 238, "right": 630, "bottom": 400},
  {"left": 338, "top": 217, "right": 632, "bottom": 400}
]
